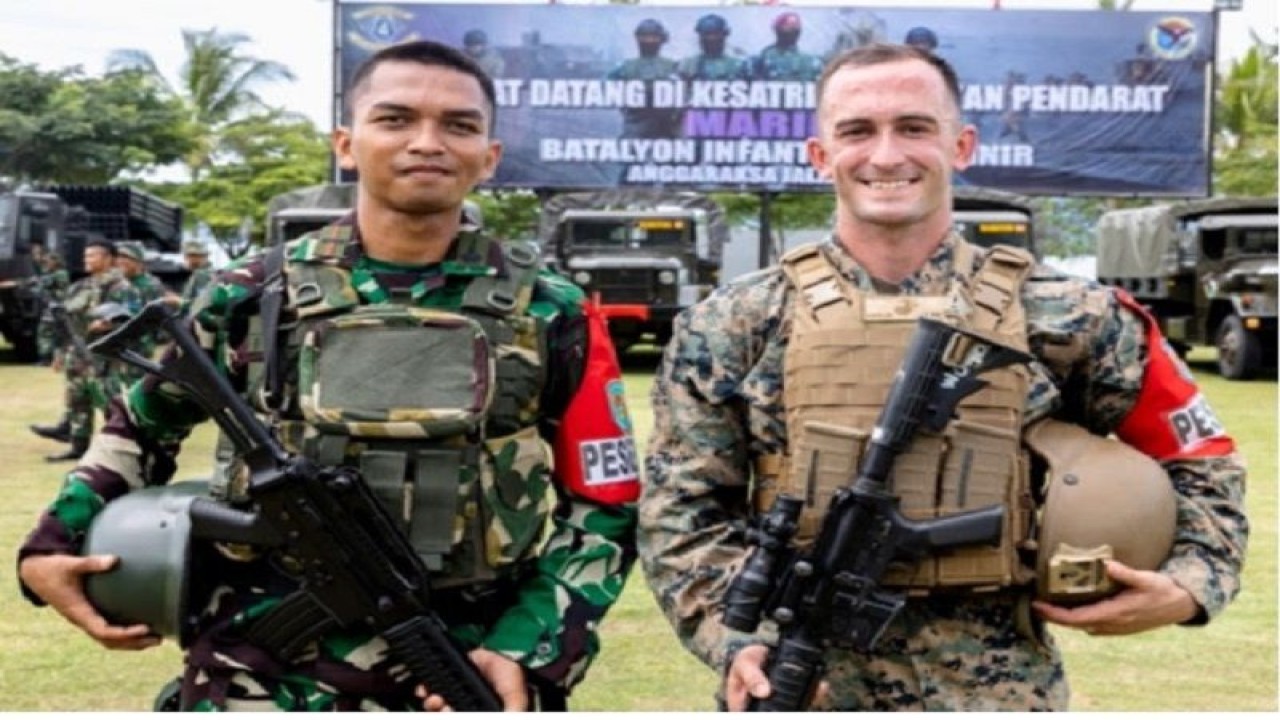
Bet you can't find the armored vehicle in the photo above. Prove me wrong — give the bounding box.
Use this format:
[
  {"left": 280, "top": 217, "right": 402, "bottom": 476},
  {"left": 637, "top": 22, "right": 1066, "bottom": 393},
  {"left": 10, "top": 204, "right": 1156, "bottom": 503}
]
[
  {"left": 539, "top": 190, "right": 728, "bottom": 352},
  {"left": 0, "top": 185, "right": 184, "bottom": 361},
  {"left": 952, "top": 185, "right": 1037, "bottom": 256},
  {"left": 1096, "top": 196, "right": 1277, "bottom": 379}
]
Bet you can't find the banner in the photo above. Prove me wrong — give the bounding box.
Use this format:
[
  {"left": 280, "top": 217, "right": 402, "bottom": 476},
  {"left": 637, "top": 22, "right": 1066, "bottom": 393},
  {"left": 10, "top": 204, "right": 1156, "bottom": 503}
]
[{"left": 337, "top": 3, "right": 1216, "bottom": 197}]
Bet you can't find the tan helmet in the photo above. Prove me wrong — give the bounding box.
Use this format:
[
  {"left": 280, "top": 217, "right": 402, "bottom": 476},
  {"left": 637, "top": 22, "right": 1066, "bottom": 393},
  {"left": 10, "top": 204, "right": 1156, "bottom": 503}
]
[{"left": 1024, "top": 419, "right": 1177, "bottom": 606}]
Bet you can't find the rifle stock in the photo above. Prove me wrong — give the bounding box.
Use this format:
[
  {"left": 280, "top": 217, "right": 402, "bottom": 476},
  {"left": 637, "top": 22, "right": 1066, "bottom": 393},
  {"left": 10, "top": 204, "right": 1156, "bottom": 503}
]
[
  {"left": 90, "top": 300, "right": 503, "bottom": 711},
  {"left": 723, "top": 317, "right": 1032, "bottom": 711}
]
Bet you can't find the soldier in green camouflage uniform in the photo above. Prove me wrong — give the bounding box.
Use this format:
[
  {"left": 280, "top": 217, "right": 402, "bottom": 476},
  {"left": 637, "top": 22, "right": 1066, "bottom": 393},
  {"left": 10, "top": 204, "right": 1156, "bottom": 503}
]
[
  {"left": 114, "top": 241, "right": 177, "bottom": 382},
  {"left": 677, "top": 14, "right": 748, "bottom": 82},
  {"left": 607, "top": 18, "right": 681, "bottom": 139},
  {"left": 178, "top": 239, "right": 216, "bottom": 309},
  {"left": 746, "top": 12, "right": 824, "bottom": 81},
  {"left": 36, "top": 239, "right": 141, "bottom": 462},
  {"left": 19, "top": 40, "right": 638, "bottom": 712},
  {"left": 31, "top": 243, "right": 71, "bottom": 364},
  {"left": 638, "top": 44, "right": 1247, "bottom": 711}
]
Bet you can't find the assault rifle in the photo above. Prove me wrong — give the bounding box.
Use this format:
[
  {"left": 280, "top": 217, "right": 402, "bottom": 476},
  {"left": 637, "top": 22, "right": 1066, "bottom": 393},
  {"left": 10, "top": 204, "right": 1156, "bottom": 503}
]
[
  {"left": 89, "top": 300, "right": 503, "bottom": 711},
  {"left": 721, "top": 316, "right": 1033, "bottom": 712}
]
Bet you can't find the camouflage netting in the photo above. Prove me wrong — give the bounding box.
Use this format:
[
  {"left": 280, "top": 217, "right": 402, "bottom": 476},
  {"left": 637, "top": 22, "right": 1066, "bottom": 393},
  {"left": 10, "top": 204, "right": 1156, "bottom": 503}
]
[
  {"left": 538, "top": 189, "right": 730, "bottom": 263},
  {"left": 1096, "top": 196, "right": 1277, "bottom": 278}
]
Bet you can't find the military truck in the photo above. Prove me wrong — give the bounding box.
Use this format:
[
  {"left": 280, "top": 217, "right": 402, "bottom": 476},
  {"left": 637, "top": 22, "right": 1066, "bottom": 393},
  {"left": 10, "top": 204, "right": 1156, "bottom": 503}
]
[
  {"left": 1096, "top": 196, "right": 1277, "bottom": 380},
  {"left": 0, "top": 185, "right": 184, "bottom": 361},
  {"left": 539, "top": 190, "right": 728, "bottom": 352},
  {"left": 952, "top": 185, "right": 1037, "bottom": 256},
  {"left": 264, "top": 184, "right": 487, "bottom": 246},
  {"left": 265, "top": 183, "right": 358, "bottom": 246}
]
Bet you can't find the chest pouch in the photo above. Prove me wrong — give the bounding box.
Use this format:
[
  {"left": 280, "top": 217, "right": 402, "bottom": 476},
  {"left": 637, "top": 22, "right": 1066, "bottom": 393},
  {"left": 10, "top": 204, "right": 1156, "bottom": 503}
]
[{"left": 297, "top": 304, "right": 495, "bottom": 438}]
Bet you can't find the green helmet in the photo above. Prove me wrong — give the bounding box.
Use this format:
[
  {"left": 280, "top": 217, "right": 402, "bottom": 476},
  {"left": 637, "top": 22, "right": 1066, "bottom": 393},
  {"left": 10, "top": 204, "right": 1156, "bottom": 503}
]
[
  {"left": 1026, "top": 420, "right": 1177, "bottom": 606},
  {"left": 81, "top": 481, "right": 210, "bottom": 644}
]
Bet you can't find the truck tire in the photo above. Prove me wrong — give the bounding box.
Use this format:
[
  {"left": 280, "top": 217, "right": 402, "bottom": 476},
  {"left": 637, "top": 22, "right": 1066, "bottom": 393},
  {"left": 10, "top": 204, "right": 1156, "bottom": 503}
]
[
  {"left": 8, "top": 331, "right": 39, "bottom": 363},
  {"left": 1215, "top": 315, "right": 1261, "bottom": 380}
]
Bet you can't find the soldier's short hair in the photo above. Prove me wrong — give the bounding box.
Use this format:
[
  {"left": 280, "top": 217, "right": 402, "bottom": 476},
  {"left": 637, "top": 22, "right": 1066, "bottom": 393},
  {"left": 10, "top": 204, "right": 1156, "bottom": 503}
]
[
  {"left": 346, "top": 40, "right": 497, "bottom": 128},
  {"left": 816, "top": 42, "right": 963, "bottom": 117},
  {"left": 85, "top": 239, "right": 117, "bottom": 257}
]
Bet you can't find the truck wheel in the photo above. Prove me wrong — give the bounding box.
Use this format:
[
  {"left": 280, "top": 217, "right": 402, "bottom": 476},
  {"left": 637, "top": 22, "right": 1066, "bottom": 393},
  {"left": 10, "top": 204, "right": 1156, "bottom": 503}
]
[
  {"left": 1215, "top": 315, "right": 1261, "bottom": 380},
  {"left": 9, "top": 333, "right": 39, "bottom": 363}
]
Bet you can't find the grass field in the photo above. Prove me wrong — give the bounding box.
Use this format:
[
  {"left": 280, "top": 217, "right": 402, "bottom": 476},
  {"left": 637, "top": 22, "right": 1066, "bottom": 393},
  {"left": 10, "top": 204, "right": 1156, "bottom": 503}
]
[{"left": 0, "top": 346, "right": 1273, "bottom": 711}]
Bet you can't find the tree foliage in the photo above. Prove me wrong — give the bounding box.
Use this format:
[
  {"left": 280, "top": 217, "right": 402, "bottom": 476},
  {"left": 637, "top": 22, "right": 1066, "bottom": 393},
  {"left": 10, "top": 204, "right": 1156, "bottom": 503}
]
[
  {"left": 0, "top": 54, "right": 191, "bottom": 184},
  {"left": 1214, "top": 39, "right": 1278, "bottom": 197}
]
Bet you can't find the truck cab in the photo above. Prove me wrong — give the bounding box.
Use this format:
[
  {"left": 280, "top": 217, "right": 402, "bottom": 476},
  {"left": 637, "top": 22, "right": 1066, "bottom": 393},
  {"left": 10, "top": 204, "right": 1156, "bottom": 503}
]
[
  {"left": 951, "top": 186, "right": 1037, "bottom": 256},
  {"left": 540, "top": 190, "right": 727, "bottom": 352}
]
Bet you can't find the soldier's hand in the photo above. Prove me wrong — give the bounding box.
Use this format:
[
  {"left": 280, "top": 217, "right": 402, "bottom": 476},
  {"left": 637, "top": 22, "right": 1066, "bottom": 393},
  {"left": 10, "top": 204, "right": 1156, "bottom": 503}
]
[
  {"left": 1032, "top": 559, "right": 1200, "bottom": 636},
  {"left": 415, "top": 647, "right": 527, "bottom": 711},
  {"left": 725, "top": 644, "right": 829, "bottom": 710},
  {"left": 88, "top": 319, "right": 111, "bottom": 335},
  {"left": 18, "top": 554, "right": 161, "bottom": 650}
]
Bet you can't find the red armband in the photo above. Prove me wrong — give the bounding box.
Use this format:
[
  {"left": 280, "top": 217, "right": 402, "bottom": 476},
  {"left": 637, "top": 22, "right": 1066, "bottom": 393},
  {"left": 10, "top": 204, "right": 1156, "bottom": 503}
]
[
  {"left": 551, "top": 303, "right": 640, "bottom": 504},
  {"left": 1113, "top": 291, "right": 1236, "bottom": 461}
]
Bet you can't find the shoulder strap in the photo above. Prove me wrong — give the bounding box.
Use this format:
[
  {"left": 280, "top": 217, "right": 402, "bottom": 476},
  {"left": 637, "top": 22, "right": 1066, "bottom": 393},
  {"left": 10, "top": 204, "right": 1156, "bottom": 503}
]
[
  {"left": 965, "top": 243, "right": 1035, "bottom": 334},
  {"left": 259, "top": 243, "right": 290, "bottom": 412}
]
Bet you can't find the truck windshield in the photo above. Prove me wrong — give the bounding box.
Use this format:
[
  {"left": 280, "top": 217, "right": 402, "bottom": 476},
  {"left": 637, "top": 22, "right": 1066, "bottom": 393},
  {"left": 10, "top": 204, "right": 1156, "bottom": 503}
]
[
  {"left": 565, "top": 217, "right": 690, "bottom": 249},
  {"left": 1238, "top": 227, "right": 1277, "bottom": 255}
]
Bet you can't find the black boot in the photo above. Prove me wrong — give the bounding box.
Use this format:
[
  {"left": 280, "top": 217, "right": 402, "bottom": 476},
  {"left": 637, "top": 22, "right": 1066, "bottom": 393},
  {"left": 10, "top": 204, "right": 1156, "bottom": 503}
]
[
  {"left": 30, "top": 417, "right": 72, "bottom": 443},
  {"left": 45, "top": 438, "right": 89, "bottom": 463}
]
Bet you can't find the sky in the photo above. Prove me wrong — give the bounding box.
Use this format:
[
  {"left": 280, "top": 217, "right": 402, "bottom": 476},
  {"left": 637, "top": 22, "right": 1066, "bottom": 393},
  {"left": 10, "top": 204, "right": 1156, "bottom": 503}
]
[{"left": 0, "top": 0, "right": 1275, "bottom": 132}]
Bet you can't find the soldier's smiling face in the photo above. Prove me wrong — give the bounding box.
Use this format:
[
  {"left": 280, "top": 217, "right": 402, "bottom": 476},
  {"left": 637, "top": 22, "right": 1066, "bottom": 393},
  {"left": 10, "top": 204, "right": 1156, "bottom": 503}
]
[
  {"left": 333, "top": 60, "right": 501, "bottom": 218},
  {"left": 807, "top": 58, "right": 975, "bottom": 235}
]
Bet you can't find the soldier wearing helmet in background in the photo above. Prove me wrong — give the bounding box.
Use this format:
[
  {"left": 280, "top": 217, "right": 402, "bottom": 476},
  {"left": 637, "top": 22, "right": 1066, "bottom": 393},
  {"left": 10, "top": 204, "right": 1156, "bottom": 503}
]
[
  {"left": 678, "top": 14, "right": 747, "bottom": 81},
  {"left": 178, "top": 239, "right": 216, "bottom": 309},
  {"left": 747, "top": 11, "right": 824, "bottom": 81},
  {"left": 462, "top": 28, "right": 505, "bottom": 78},
  {"left": 639, "top": 43, "right": 1247, "bottom": 711},
  {"left": 606, "top": 18, "right": 681, "bottom": 139},
  {"left": 903, "top": 26, "right": 940, "bottom": 54}
]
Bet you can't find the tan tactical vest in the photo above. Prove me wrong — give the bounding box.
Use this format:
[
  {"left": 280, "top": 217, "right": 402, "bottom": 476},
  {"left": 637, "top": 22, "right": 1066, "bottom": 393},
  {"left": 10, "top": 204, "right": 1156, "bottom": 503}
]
[
  {"left": 215, "top": 228, "right": 551, "bottom": 588},
  {"left": 763, "top": 241, "right": 1038, "bottom": 593}
]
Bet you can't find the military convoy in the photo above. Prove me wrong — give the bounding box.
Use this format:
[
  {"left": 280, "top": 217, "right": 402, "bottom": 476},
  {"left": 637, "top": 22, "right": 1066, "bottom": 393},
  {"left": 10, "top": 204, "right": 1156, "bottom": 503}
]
[
  {"left": 1095, "top": 196, "right": 1277, "bottom": 380},
  {"left": 538, "top": 190, "right": 728, "bottom": 353},
  {"left": 0, "top": 185, "right": 184, "bottom": 361}
]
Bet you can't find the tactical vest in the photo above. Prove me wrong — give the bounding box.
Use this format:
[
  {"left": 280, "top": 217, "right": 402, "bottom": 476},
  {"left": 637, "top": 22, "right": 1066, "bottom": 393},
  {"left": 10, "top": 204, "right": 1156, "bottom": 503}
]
[
  {"left": 214, "top": 226, "right": 551, "bottom": 588},
  {"left": 763, "top": 240, "right": 1038, "bottom": 593}
]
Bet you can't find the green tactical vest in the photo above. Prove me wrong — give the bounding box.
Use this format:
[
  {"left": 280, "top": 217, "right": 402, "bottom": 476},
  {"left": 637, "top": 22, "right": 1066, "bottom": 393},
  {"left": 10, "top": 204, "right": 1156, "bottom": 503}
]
[{"left": 214, "top": 225, "right": 553, "bottom": 587}]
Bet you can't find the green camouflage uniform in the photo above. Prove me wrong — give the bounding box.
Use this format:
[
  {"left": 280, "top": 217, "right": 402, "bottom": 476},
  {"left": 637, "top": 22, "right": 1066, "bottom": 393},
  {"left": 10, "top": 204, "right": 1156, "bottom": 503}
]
[
  {"left": 606, "top": 56, "right": 681, "bottom": 138},
  {"left": 179, "top": 265, "right": 215, "bottom": 308},
  {"left": 19, "top": 214, "right": 639, "bottom": 711},
  {"left": 55, "top": 269, "right": 141, "bottom": 442},
  {"left": 747, "top": 45, "right": 824, "bottom": 81},
  {"left": 33, "top": 263, "right": 71, "bottom": 363},
  {"left": 677, "top": 54, "right": 748, "bottom": 81},
  {"left": 638, "top": 234, "right": 1247, "bottom": 711},
  {"left": 119, "top": 269, "right": 171, "bottom": 380}
]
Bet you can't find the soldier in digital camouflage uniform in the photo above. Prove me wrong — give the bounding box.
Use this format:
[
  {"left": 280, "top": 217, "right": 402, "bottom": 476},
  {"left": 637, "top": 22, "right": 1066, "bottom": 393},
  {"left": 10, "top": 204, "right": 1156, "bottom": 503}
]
[
  {"left": 638, "top": 44, "right": 1247, "bottom": 711},
  {"left": 746, "top": 12, "right": 824, "bottom": 81},
  {"left": 32, "top": 239, "right": 141, "bottom": 462},
  {"left": 606, "top": 18, "right": 682, "bottom": 139},
  {"left": 677, "top": 14, "right": 748, "bottom": 82},
  {"left": 19, "top": 40, "right": 639, "bottom": 711}
]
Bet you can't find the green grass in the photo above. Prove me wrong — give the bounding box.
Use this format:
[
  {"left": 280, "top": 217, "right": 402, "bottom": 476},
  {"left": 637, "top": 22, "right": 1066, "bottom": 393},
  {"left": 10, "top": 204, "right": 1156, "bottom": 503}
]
[{"left": 0, "top": 346, "right": 1272, "bottom": 711}]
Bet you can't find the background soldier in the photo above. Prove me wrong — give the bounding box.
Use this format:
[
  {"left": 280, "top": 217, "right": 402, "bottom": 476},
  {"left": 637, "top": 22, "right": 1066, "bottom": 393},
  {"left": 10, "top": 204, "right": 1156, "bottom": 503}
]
[
  {"left": 747, "top": 12, "right": 824, "bottom": 81},
  {"left": 677, "top": 14, "right": 747, "bottom": 81},
  {"left": 114, "top": 240, "right": 174, "bottom": 380},
  {"left": 639, "top": 43, "right": 1246, "bottom": 711},
  {"left": 18, "top": 40, "right": 639, "bottom": 711},
  {"left": 462, "top": 29, "right": 505, "bottom": 79},
  {"left": 177, "top": 239, "right": 215, "bottom": 308},
  {"left": 606, "top": 18, "right": 681, "bottom": 139},
  {"left": 30, "top": 239, "right": 141, "bottom": 462}
]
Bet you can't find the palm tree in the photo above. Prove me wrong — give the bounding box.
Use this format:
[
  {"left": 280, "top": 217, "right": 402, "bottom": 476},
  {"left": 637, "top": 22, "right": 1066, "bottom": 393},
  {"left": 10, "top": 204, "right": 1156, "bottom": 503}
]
[
  {"left": 108, "top": 28, "right": 296, "bottom": 180},
  {"left": 1218, "top": 36, "right": 1278, "bottom": 152}
]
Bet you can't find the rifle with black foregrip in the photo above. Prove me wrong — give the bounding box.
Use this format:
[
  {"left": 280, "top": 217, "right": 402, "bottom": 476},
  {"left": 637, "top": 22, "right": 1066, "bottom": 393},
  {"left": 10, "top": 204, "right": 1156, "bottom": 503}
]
[
  {"left": 89, "top": 300, "right": 503, "bottom": 711},
  {"left": 721, "top": 316, "right": 1033, "bottom": 711}
]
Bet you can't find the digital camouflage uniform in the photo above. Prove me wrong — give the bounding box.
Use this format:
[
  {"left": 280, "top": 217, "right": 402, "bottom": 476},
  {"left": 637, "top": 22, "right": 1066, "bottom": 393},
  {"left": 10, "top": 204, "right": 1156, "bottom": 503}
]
[
  {"left": 747, "top": 45, "right": 824, "bottom": 81},
  {"left": 50, "top": 269, "right": 142, "bottom": 442},
  {"left": 19, "top": 214, "right": 640, "bottom": 711},
  {"left": 606, "top": 56, "right": 682, "bottom": 138},
  {"left": 639, "top": 234, "right": 1248, "bottom": 711}
]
